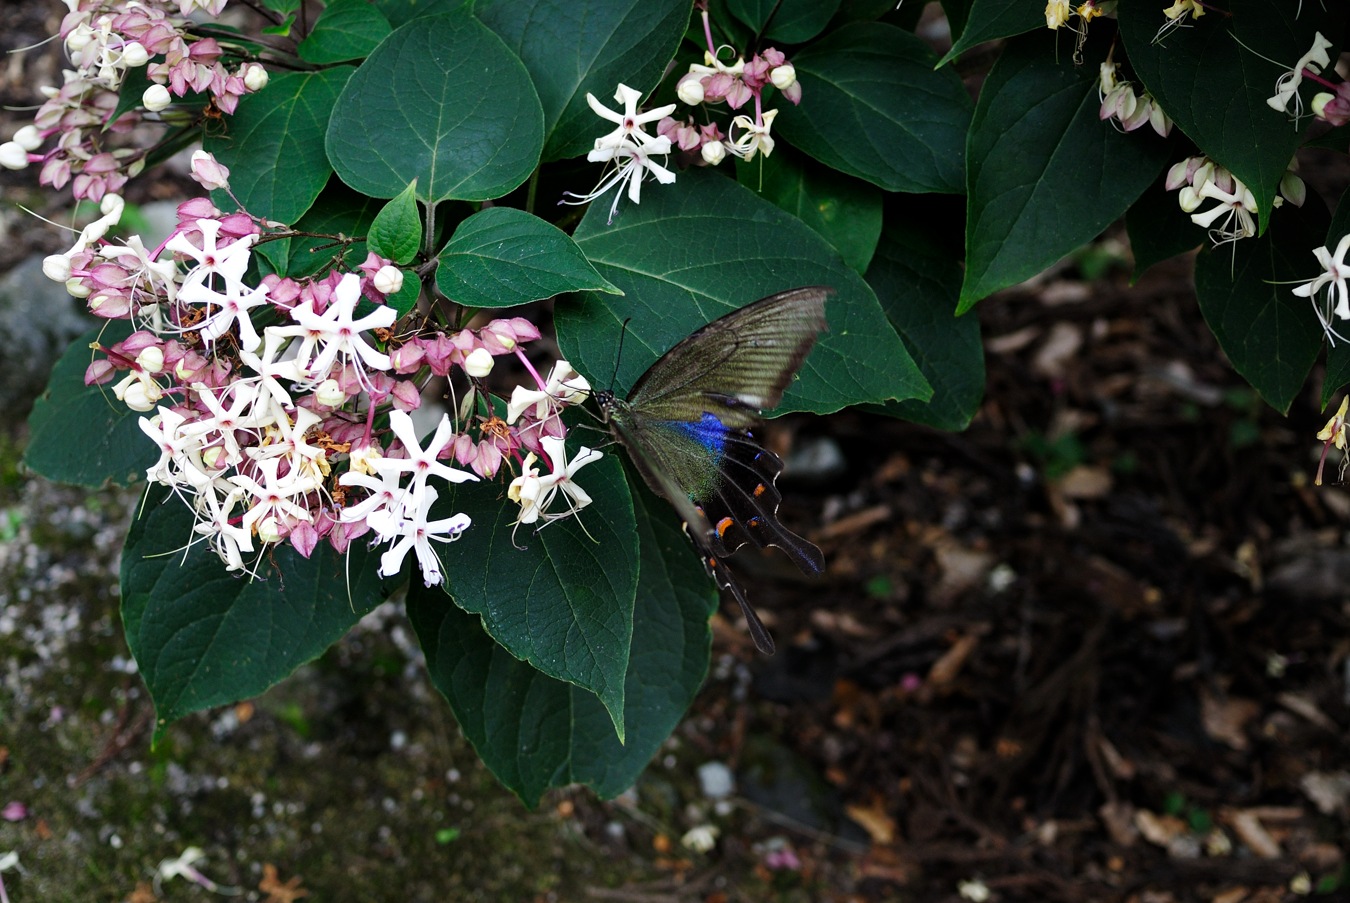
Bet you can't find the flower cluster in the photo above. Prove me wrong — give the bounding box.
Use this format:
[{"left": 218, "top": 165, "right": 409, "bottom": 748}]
[
  {"left": 669, "top": 5, "right": 800, "bottom": 164},
  {"left": 1292, "top": 233, "right": 1350, "bottom": 347},
  {"left": 0, "top": 0, "right": 268, "bottom": 201},
  {"left": 1154, "top": 0, "right": 1206, "bottom": 45},
  {"left": 60, "top": 153, "right": 601, "bottom": 585},
  {"left": 1099, "top": 60, "right": 1171, "bottom": 137},
  {"left": 1315, "top": 395, "right": 1349, "bottom": 486},
  {"left": 562, "top": 84, "right": 678, "bottom": 224},
  {"left": 1044, "top": 0, "right": 1116, "bottom": 62},
  {"left": 564, "top": 4, "right": 803, "bottom": 221},
  {"left": 1166, "top": 154, "right": 1304, "bottom": 248}
]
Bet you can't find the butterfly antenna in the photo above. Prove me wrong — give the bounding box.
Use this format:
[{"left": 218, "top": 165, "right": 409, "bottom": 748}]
[{"left": 609, "top": 316, "right": 633, "bottom": 391}]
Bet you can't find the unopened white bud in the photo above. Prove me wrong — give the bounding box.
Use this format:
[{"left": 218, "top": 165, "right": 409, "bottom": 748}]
[
  {"left": 464, "top": 347, "right": 494, "bottom": 378},
  {"left": 257, "top": 516, "right": 283, "bottom": 544},
  {"left": 67, "top": 278, "right": 92, "bottom": 298},
  {"left": 315, "top": 378, "right": 345, "bottom": 407},
  {"left": 142, "top": 83, "right": 172, "bottom": 112},
  {"left": 1177, "top": 185, "right": 1202, "bottom": 213},
  {"left": 100, "top": 192, "right": 124, "bottom": 217},
  {"left": 43, "top": 254, "right": 73, "bottom": 282},
  {"left": 136, "top": 346, "right": 165, "bottom": 374},
  {"left": 121, "top": 42, "right": 149, "bottom": 68},
  {"left": 1312, "top": 92, "right": 1333, "bottom": 118},
  {"left": 201, "top": 445, "right": 227, "bottom": 469},
  {"left": 677, "top": 76, "right": 705, "bottom": 106},
  {"left": 12, "top": 125, "right": 42, "bottom": 151},
  {"left": 373, "top": 264, "right": 403, "bottom": 295},
  {"left": 701, "top": 140, "right": 726, "bottom": 166},
  {"left": 66, "top": 26, "right": 93, "bottom": 53},
  {"left": 770, "top": 63, "right": 796, "bottom": 91},
  {"left": 242, "top": 63, "right": 269, "bottom": 92},
  {"left": 0, "top": 141, "right": 30, "bottom": 170}
]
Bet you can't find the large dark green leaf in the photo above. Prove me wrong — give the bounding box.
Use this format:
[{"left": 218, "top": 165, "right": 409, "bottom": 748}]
[
  {"left": 204, "top": 68, "right": 352, "bottom": 224},
  {"left": 555, "top": 169, "right": 929, "bottom": 413},
  {"left": 409, "top": 476, "right": 713, "bottom": 805},
  {"left": 1118, "top": 0, "right": 1346, "bottom": 234},
  {"left": 435, "top": 207, "right": 618, "bottom": 308},
  {"left": 473, "top": 0, "right": 688, "bottom": 161},
  {"left": 297, "top": 0, "right": 391, "bottom": 63},
  {"left": 433, "top": 452, "right": 638, "bottom": 738},
  {"left": 938, "top": 0, "right": 1043, "bottom": 66},
  {"left": 24, "top": 321, "right": 157, "bottom": 488},
  {"left": 866, "top": 217, "right": 983, "bottom": 430},
  {"left": 960, "top": 33, "right": 1169, "bottom": 312},
  {"left": 326, "top": 10, "right": 543, "bottom": 202},
  {"left": 726, "top": 0, "right": 841, "bottom": 43},
  {"left": 121, "top": 488, "right": 385, "bottom": 741},
  {"left": 1125, "top": 167, "right": 1201, "bottom": 282},
  {"left": 1194, "top": 199, "right": 1328, "bottom": 413},
  {"left": 740, "top": 147, "right": 882, "bottom": 274},
  {"left": 774, "top": 22, "right": 970, "bottom": 195}
]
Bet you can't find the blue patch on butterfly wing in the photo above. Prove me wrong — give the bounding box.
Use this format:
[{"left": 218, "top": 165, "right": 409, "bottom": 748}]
[{"left": 668, "top": 412, "right": 729, "bottom": 454}]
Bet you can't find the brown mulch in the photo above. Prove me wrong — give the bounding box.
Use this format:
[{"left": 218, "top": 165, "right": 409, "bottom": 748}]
[{"left": 644, "top": 252, "right": 1350, "bottom": 902}]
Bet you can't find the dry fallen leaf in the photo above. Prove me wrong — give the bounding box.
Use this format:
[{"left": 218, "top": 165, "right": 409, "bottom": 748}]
[
  {"left": 1057, "top": 465, "right": 1113, "bottom": 499},
  {"left": 1134, "top": 809, "right": 1187, "bottom": 848},
  {"left": 845, "top": 798, "right": 897, "bottom": 845},
  {"left": 1200, "top": 689, "right": 1260, "bottom": 751},
  {"left": 1221, "top": 809, "right": 1281, "bottom": 859},
  {"left": 927, "top": 634, "right": 980, "bottom": 687},
  {"left": 124, "top": 881, "right": 157, "bottom": 903},
  {"left": 1299, "top": 770, "right": 1350, "bottom": 817},
  {"left": 259, "top": 863, "right": 309, "bottom": 903}
]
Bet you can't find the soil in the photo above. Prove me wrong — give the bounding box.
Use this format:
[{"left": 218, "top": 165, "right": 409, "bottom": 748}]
[{"left": 1, "top": 4, "right": 1348, "bottom": 903}]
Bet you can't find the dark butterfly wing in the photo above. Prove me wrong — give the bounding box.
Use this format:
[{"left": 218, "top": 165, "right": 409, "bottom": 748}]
[
  {"left": 625, "top": 287, "right": 831, "bottom": 430},
  {"left": 605, "top": 412, "right": 793, "bottom": 654},
  {"left": 602, "top": 287, "right": 831, "bottom": 653}
]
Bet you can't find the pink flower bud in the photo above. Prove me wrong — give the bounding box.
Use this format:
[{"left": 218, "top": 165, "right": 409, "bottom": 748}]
[{"left": 190, "top": 150, "right": 230, "bottom": 191}]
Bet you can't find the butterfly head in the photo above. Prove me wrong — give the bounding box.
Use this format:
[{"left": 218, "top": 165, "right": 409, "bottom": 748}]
[{"left": 593, "top": 387, "right": 617, "bottom": 423}]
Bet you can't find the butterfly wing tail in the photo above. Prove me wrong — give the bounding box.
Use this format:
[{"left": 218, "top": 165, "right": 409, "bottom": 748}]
[
  {"left": 708, "top": 555, "right": 776, "bottom": 655},
  {"left": 710, "top": 433, "right": 825, "bottom": 575}
]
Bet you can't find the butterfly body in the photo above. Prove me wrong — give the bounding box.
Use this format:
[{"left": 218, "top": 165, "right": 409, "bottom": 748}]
[{"left": 596, "top": 287, "right": 831, "bottom": 654}]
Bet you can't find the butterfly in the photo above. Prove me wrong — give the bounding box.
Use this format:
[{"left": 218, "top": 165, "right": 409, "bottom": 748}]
[{"left": 594, "top": 287, "right": 831, "bottom": 654}]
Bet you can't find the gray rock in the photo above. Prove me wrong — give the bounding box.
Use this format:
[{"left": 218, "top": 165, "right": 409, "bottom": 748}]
[{"left": 0, "top": 254, "right": 93, "bottom": 416}]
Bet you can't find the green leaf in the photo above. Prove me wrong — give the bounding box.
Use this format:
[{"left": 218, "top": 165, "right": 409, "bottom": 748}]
[
  {"left": 1194, "top": 199, "right": 1329, "bottom": 413},
  {"left": 409, "top": 476, "right": 713, "bottom": 805},
  {"left": 204, "top": 68, "right": 352, "bottom": 224},
  {"left": 1118, "top": 0, "right": 1346, "bottom": 234},
  {"left": 375, "top": 0, "right": 457, "bottom": 28},
  {"left": 121, "top": 488, "right": 385, "bottom": 740},
  {"left": 434, "top": 452, "right": 638, "bottom": 739},
  {"left": 960, "top": 34, "right": 1170, "bottom": 312},
  {"left": 435, "top": 207, "right": 618, "bottom": 308},
  {"left": 262, "top": 182, "right": 382, "bottom": 279},
  {"left": 24, "top": 322, "right": 157, "bottom": 488},
  {"left": 1125, "top": 166, "right": 1201, "bottom": 282},
  {"left": 297, "top": 0, "right": 392, "bottom": 64},
  {"left": 262, "top": 0, "right": 300, "bottom": 12},
  {"left": 773, "top": 23, "right": 971, "bottom": 195},
  {"left": 474, "top": 0, "right": 690, "bottom": 161},
  {"left": 938, "top": 0, "right": 1044, "bottom": 66},
  {"left": 555, "top": 169, "right": 930, "bottom": 413},
  {"left": 726, "top": 0, "right": 841, "bottom": 43},
  {"left": 327, "top": 10, "right": 544, "bottom": 202},
  {"left": 866, "top": 216, "right": 984, "bottom": 430},
  {"left": 368, "top": 180, "right": 422, "bottom": 265},
  {"left": 741, "top": 147, "right": 882, "bottom": 274}
]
